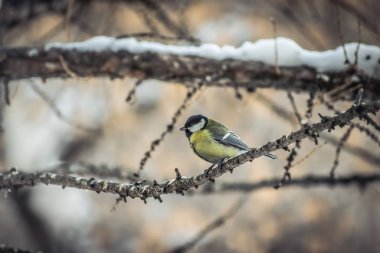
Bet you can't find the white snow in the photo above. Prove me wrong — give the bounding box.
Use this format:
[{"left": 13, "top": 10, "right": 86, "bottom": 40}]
[
  {"left": 27, "top": 49, "right": 38, "bottom": 57},
  {"left": 46, "top": 36, "right": 380, "bottom": 77}
]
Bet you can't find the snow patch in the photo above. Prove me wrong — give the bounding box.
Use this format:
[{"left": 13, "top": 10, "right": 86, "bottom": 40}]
[
  {"left": 27, "top": 49, "right": 38, "bottom": 57},
  {"left": 46, "top": 36, "right": 380, "bottom": 77}
]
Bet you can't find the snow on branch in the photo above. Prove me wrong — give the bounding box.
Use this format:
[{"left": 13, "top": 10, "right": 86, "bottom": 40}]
[
  {"left": 1, "top": 37, "right": 379, "bottom": 98},
  {"left": 1, "top": 99, "right": 379, "bottom": 202}
]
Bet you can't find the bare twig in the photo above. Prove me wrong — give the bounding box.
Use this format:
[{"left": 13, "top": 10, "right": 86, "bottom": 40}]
[
  {"left": 275, "top": 140, "right": 301, "bottom": 189},
  {"left": 116, "top": 33, "right": 199, "bottom": 44},
  {"left": 139, "top": 0, "right": 193, "bottom": 41},
  {"left": 58, "top": 55, "right": 78, "bottom": 78},
  {"left": 65, "top": 0, "right": 75, "bottom": 42},
  {"left": 270, "top": 17, "right": 280, "bottom": 75},
  {"left": 334, "top": 4, "right": 350, "bottom": 65},
  {"left": 169, "top": 195, "right": 248, "bottom": 253},
  {"left": 321, "top": 133, "right": 380, "bottom": 165},
  {"left": 330, "top": 0, "right": 379, "bottom": 38},
  {"left": 330, "top": 124, "right": 354, "bottom": 178},
  {"left": 325, "top": 82, "right": 354, "bottom": 101},
  {"left": 137, "top": 85, "right": 201, "bottom": 176},
  {"left": 353, "top": 123, "right": 380, "bottom": 147},
  {"left": 287, "top": 90, "right": 303, "bottom": 127},
  {"left": 292, "top": 141, "right": 328, "bottom": 167},
  {"left": 319, "top": 94, "right": 341, "bottom": 114},
  {"left": 353, "top": 88, "right": 364, "bottom": 107},
  {"left": 354, "top": 19, "right": 361, "bottom": 66},
  {"left": 255, "top": 93, "right": 297, "bottom": 125},
  {"left": 30, "top": 81, "right": 100, "bottom": 134},
  {"left": 305, "top": 89, "right": 317, "bottom": 120},
  {"left": 361, "top": 115, "right": 380, "bottom": 132},
  {"left": 3, "top": 79, "right": 10, "bottom": 105},
  {"left": 125, "top": 79, "right": 145, "bottom": 104},
  {"left": 136, "top": 3, "right": 160, "bottom": 34}
]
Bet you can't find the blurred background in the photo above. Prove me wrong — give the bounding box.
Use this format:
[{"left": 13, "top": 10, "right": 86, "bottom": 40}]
[{"left": 0, "top": 0, "right": 379, "bottom": 252}]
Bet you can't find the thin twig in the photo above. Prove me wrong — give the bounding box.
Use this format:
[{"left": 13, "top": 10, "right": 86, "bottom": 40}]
[
  {"left": 275, "top": 140, "right": 301, "bottom": 189},
  {"left": 361, "top": 115, "right": 380, "bottom": 132},
  {"left": 292, "top": 141, "right": 328, "bottom": 167},
  {"left": 270, "top": 17, "right": 281, "bottom": 75},
  {"left": 137, "top": 3, "right": 160, "bottom": 34},
  {"left": 139, "top": 0, "right": 194, "bottom": 41},
  {"left": 58, "top": 55, "right": 77, "bottom": 78},
  {"left": 353, "top": 88, "right": 364, "bottom": 107},
  {"left": 330, "top": 0, "right": 379, "bottom": 38},
  {"left": 169, "top": 195, "right": 248, "bottom": 253},
  {"left": 3, "top": 79, "right": 10, "bottom": 105},
  {"left": 321, "top": 133, "right": 380, "bottom": 165},
  {"left": 255, "top": 93, "right": 297, "bottom": 125},
  {"left": 325, "top": 82, "right": 353, "bottom": 100},
  {"left": 354, "top": 19, "right": 361, "bottom": 66},
  {"left": 125, "top": 79, "right": 145, "bottom": 104},
  {"left": 353, "top": 123, "right": 380, "bottom": 147},
  {"left": 287, "top": 90, "right": 303, "bottom": 127},
  {"left": 334, "top": 4, "right": 350, "bottom": 65},
  {"left": 65, "top": 0, "right": 75, "bottom": 42},
  {"left": 116, "top": 33, "right": 200, "bottom": 44},
  {"left": 305, "top": 89, "right": 317, "bottom": 120},
  {"left": 137, "top": 85, "right": 202, "bottom": 176},
  {"left": 330, "top": 124, "right": 354, "bottom": 178},
  {"left": 30, "top": 81, "right": 100, "bottom": 134}
]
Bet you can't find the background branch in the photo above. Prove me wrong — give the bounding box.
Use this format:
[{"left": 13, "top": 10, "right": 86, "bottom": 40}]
[
  {"left": 169, "top": 195, "right": 248, "bottom": 253},
  {"left": 1, "top": 44, "right": 379, "bottom": 101},
  {"left": 198, "top": 173, "right": 380, "bottom": 195}
]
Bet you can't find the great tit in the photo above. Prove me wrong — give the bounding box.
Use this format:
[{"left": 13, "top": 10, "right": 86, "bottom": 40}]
[{"left": 180, "top": 114, "right": 276, "bottom": 165}]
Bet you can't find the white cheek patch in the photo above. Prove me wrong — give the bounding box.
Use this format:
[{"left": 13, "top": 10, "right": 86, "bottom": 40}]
[{"left": 188, "top": 119, "right": 206, "bottom": 132}]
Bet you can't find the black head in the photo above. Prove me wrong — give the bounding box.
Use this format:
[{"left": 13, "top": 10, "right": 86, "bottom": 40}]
[{"left": 180, "top": 114, "right": 208, "bottom": 137}]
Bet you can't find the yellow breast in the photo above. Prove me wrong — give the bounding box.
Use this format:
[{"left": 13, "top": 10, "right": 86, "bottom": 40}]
[{"left": 189, "top": 130, "right": 239, "bottom": 164}]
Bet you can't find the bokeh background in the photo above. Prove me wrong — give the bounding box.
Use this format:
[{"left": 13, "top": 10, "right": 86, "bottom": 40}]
[{"left": 0, "top": 0, "right": 379, "bottom": 252}]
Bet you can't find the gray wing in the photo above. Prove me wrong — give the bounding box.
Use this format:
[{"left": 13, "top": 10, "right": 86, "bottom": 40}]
[{"left": 212, "top": 131, "right": 250, "bottom": 151}]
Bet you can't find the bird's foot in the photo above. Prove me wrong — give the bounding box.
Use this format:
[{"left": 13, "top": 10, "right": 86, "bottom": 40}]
[{"left": 204, "top": 164, "right": 215, "bottom": 175}]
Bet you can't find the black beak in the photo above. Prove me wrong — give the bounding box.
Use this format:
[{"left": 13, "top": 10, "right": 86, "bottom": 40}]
[{"left": 180, "top": 126, "right": 186, "bottom": 131}]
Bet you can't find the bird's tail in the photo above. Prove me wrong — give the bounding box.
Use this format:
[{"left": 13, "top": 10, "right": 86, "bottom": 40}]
[{"left": 264, "top": 153, "right": 277, "bottom": 160}]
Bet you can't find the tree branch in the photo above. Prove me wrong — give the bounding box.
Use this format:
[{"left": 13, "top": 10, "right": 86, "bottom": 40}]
[
  {"left": 0, "top": 100, "right": 379, "bottom": 201},
  {"left": 1, "top": 42, "right": 379, "bottom": 99},
  {"left": 199, "top": 173, "right": 380, "bottom": 194},
  {"left": 0, "top": 244, "right": 38, "bottom": 253}
]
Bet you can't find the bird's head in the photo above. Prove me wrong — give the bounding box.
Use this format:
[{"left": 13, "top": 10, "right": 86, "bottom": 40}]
[{"left": 180, "top": 114, "right": 208, "bottom": 137}]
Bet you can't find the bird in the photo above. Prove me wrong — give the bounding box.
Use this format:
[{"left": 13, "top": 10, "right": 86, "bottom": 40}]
[{"left": 180, "top": 114, "right": 276, "bottom": 169}]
